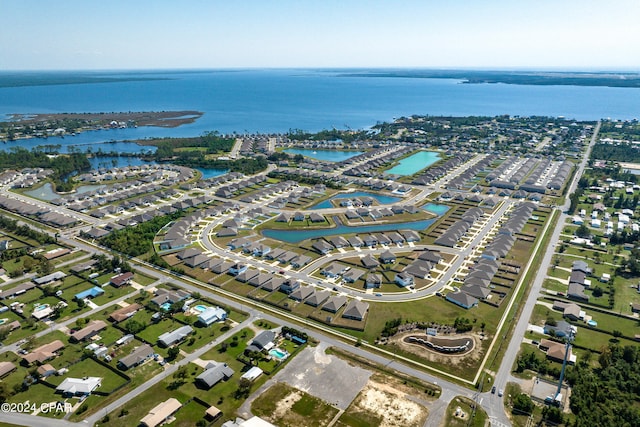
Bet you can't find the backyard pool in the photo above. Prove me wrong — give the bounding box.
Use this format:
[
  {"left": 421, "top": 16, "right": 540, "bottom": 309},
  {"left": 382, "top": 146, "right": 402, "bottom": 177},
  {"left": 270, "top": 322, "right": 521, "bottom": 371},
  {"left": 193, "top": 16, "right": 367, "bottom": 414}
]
[
  {"left": 160, "top": 302, "right": 172, "bottom": 311},
  {"left": 269, "top": 348, "right": 289, "bottom": 360}
]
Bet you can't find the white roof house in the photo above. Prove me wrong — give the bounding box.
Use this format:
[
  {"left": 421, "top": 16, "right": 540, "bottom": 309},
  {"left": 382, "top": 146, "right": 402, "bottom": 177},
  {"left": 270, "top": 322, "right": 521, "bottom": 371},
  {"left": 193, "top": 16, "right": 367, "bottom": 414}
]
[
  {"left": 56, "top": 377, "right": 101, "bottom": 396},
  {"left": 240, "top": 366, "right": 263, "bottom": 382},
  {"left": 197, "top": 307, "right": 227, "bottom": 326}
]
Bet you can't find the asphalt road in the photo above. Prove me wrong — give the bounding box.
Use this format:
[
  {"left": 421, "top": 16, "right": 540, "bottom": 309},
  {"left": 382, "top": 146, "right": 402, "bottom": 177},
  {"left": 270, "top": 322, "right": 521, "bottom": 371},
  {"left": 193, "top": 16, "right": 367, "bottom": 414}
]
[{"left": 482, "top": 121, "right": 600, "bottom": 424}]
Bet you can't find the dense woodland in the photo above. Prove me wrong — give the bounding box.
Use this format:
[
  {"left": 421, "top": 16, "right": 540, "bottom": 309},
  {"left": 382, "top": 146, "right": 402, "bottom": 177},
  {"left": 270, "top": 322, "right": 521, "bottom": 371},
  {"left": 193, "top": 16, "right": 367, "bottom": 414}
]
[
  {"left": 591, "top": 143, "right": 640, "bottom": 163},
  {"left": 569, "top": 345, "right": 640, "bottom": 427},
  {"left": 98, "top": 211, "right": 183, "bottom": 257},
  {"left": 150, "top": 131, "right": 235, "bottom": 160}
]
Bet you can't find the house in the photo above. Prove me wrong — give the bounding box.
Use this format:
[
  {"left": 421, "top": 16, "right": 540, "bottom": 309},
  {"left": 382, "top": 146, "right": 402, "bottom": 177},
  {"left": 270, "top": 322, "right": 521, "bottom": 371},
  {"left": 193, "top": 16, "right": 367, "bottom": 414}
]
[
  {"left": 305, "top": 290, "right": 331, "bottom": 307},
  {"left": 36, "top": 363, "right": 56, "bottom": 378},
  {"left": 118, "top": 344, "right": 154, "bottom": 370},
  {"left": 115, "top": 334, "right": 134, "bottom": 346},
  {"left": 309, "top": 213, "right": 325, "bottom": 223},
  {"left": 110, "top": 272, "right": 134, "bottom": 288},
  {"left": 197, "top": 307, "right": 227, "bottom": 326},
  {"left": 70, "top": 320, "right": 107, "bottom": 343},
  {"left": 56, "top": 377, "right": 101, "bottom": 397},
  {"left": 329, "top": 236, "right": 349, "bottom": 248},
  {"left": 379, "top": 250, "right": 396, "bottom": 264},
  {"left": 236, "top": 269, "right": 259, "bottom": 283},
  {"left": 0, "top": 282, "right": 37, "bottom": 300},
  {"left": 140, "top": 398, "right": 182, "bottom": 427},
  {"left": 151, "top": 288, "right": 190, "bottom": 306},
  {"left": 552, "top": 301, "right": 583, "bottom": 321},
  {"left": 361, "top": 254, "right": 379, "bottom": 269},
  {"left": 403, "top": 261, "right": 432, "bottom": 279},
  {"left": 322, "top": 295, "right": 347, "bottom": 313},
  {"left": 322, "top": 263, "right": 345, "bottom": 278},
  {"left": 246, "top": 330, "right": 276, "bottom": 353},
  {"left": 289, "top": 286, "right": 314, "bottom": 302},
  {"left": 280, "top": 279, "right": 300, "bottom": 294},
  {"left": 462, "top": 284, "right": 491, "bottom": 300},
  {"left": 33, "top": 271, "right": 66, "bottom": 286},
  {"left": 363, "top": 235, "right": 378, "bottom": 247},
  {"left": 394, "top": 272, "right": 414, "bottom": 287},
  {"left": 74, "top": 286, "right": 104, "bottom": 300},
  {"left": 572, "top": 260, "right": 591, "bottom": 274},
  {"left": 228, "top": 263, "right": 248, "bottom": 276},
  {"left": 158, "top": 325, "right": 194, "bottom": 347},
  {"left": 343, "top": 267, "right": 365, "bottom": 283},
  {"left": 348, "top": 236, "right": 364, "bottom": 248},
  {"left": 446, "top": 291, "right": 478, "bottom": 309},
  {"left": 342, "top": 300, "right": 369, "bottom": 321},
  {"left": 567, "top": 283, "right": 589, "bottom": 302},
  {"left": 543, "top": 320, "right": 575, "bottom": 338},
  {"left": 184, "top": 254, "right": 210, "bottom": 268},
  {"left": 401, "top": 229, "right": 421, "bottom": 242},
  {"left": 240, "top": 366, "right": 263, "bottom": 382},
  {"left": 176, "top": 248, "right": 201, "bottom": 260},
  {"left": 0, "top": 361, "right": 16, "bottom": 378},
  {"left": 544, "top": 340, "right": 576, "bottom": 364},
  {"left": 312, "top": 240, "right": 334, "bottom": 255},
  {"left": 196, "top": 362, "right": 235, "bottom": 389},
  {"left": 290, "top": 255, "right": 311, "bottom": 268},
  {"left": 365, "top": 273, "right": 383, "bottom": 289},
  {"left": 109, "top": 303, "right": 142, "bottom": 323},
  {"left": 22, "top": 340, "right": 65, "bottom": 365},
  {"left": 418, "top": 250, "right": 442, "bottom": 264}
]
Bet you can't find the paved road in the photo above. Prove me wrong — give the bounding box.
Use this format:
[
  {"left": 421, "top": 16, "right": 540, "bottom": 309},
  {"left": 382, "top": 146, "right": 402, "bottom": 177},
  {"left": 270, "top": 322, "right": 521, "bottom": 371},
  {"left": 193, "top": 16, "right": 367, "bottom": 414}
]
[{"left": 482, "top": 121, "right": 600, "bottom": 424}]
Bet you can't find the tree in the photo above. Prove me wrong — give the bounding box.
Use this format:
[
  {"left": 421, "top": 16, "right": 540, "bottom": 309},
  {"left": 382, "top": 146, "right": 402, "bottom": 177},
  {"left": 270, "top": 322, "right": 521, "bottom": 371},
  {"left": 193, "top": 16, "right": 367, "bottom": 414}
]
[
  {"left": 173, "top": 365, "right": 188, "bottom": 379},
  {"left": 575, "top": 224, "right": 590, "bottom": 238},
  {"left": 512, "top": 393, "right": 534, "bottom": 415},
  {"left": 124, "top": 319, "right": 146, "bottom": 334},
  {"left": 542, "top": 406, "right": 563, "bottom": 424},
  {"left": 233, "top": 378, "right": 253, "bottom": 399},
  {"left": 167, "top": 347, "right": 180, "bottom": 361}
]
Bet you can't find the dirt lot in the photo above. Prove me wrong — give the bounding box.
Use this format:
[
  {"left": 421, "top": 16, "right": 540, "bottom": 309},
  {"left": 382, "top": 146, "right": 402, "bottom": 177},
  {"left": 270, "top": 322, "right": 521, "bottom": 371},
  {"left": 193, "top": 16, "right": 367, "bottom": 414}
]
[{"left": 343, "top": 379, "right": 429, "bottom": 427}]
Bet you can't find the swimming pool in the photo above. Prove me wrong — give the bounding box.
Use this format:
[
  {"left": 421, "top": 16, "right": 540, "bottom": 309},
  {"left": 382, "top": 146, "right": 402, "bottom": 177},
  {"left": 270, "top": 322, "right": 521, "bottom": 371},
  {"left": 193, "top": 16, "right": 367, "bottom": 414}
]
[
  {"left": 34, "top": 304, "right": 49, "bottom": 312},
  {"left": 160, "top": 302, "right": 172, "bottom": 311},
  {"left": 194, "top": 305, "right": 208, "bottom": 312},
  {"left": 269, "top": 348, "right": 289, "bottom": 360}
]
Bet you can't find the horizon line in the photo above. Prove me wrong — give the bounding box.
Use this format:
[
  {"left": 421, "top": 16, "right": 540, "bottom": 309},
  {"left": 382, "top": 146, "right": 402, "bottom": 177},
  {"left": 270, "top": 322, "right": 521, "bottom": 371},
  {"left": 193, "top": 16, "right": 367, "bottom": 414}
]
[{"left": 1, "top": 66, "right": 640, "bottom": 73}]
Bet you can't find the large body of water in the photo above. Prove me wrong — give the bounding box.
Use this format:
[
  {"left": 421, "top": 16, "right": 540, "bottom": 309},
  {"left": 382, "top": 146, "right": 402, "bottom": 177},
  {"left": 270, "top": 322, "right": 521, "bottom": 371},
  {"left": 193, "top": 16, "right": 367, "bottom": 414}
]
[{"left": 1, "top": 69, "right": 639, "bottom": 154}]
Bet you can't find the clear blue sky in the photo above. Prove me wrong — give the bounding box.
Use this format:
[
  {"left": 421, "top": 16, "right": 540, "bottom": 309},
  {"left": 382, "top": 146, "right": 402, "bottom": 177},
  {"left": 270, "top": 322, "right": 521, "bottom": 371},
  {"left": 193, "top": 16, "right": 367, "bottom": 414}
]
[{"left": 2, "top": 0, "right": 639, "bottom": 70}]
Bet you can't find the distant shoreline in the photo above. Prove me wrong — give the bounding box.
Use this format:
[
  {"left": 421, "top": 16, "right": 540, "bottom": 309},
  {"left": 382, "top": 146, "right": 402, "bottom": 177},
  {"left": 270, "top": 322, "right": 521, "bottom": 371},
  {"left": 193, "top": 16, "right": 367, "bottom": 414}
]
[{"left": 339, "top": 70, "right": 640, "bottom": 88}]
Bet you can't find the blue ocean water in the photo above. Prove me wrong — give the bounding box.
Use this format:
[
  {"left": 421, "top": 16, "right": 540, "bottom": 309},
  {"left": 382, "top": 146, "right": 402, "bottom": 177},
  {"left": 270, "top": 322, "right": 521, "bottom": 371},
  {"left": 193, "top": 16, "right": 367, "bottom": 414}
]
[{"left": 1, "top": 69, "right": 639, "bottom": 154}]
